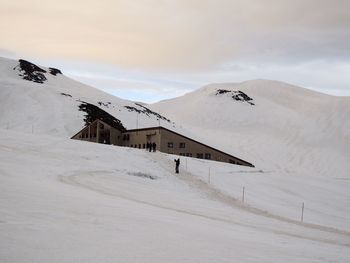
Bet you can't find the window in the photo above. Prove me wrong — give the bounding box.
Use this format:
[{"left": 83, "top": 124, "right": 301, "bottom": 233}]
[
  {"left": 168, "top": 142, "right": 174, "bottom": 148},
  {"left": 229, "top": 159, "right": 238, "bottom": 164},
  {"left": 100, "top": 124, "right": 104, "bottom": 129},
  {"left": 204, "top": 153, "right": 211, "bottom": 160},
  {"left": 196, "top": 153, "right": 203, "bottom": 159},
  {"left": 179, "top": 142, "right": 186, "bottom": 148}
]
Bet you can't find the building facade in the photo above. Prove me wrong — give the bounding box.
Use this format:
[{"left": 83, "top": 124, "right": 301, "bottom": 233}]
[
  {"left": 71, "top": 119, "right": 123, "bottom": 145},
  {"left": 71, "top": 119, "right": 254, "bottom": 167}
]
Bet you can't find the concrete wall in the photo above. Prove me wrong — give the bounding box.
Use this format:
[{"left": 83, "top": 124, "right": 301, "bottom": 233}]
[
  {"left": 159, "top": 128, "right": 247, "bottom": 164},
  {"left": 122, "top": 128, "right": 161, "bottom": 150}
]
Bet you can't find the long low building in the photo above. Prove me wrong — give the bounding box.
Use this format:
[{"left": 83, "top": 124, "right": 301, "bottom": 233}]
[{"left": 71, "top": 118, "right": 254, "bottom": 167}]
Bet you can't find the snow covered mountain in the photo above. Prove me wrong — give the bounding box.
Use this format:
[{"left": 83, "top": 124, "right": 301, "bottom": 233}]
[
  {"left": 0, "top": 57, "right": 175, "bottom": 138},
  {"left": 1, "top": 57, "right": 350, "bottom": 262},
  {"left": 150, "top": 80, "right": 350, "bottom": 178}
]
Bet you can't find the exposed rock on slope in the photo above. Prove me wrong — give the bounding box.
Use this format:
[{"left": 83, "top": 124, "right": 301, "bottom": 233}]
[
  {"left": 49, "top": 67, "right": 62, "bottom": 76},
  {"left": 14, "top": 59, "right": 47, "bottom": 83},
  {"left": 12, "top": 59, "right": 63, "bottom": 84},
  {"left": 215, "top": 89, "right": 255, "bottom": 105},
  {"left": 78, "top": 101, "right": 126, "bottom": 132}
]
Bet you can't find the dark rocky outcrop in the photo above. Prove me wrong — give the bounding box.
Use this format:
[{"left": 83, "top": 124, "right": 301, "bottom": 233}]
[
  {"left": 216, "top": 89, "right": 231, "bottom": 95},
  {"left": 78, "top": 101, "right": 126, "bottom": 132},
  {"left": 13, "top": 59, "right": 63, "bottom": 83},
  {"left": 215, "top": 89, "right": 255, "bottom": 105},
  {"left": 98, "top": 101, "right": 111, "bottom": 107},
  {"left": 14, "top": 59, "right": 47, "bottom": 83},
  {"left": 49, "top": 67, "right": 62, "bottom": 76},
  {"left": 124, "top": 103, "right": 171, "bottom": 122},
  {"left": 60, "top": 93, "right": 72, "bottom": 97}
]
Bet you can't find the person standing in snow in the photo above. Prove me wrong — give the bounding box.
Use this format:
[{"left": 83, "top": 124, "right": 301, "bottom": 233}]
[
  {"left": 148, "top": 142, "right": 152, "bottom": 152},
  {"left": 152, "top": 142, "right": 156, "bottom": 152},
  {"left": 174, "top": 158, "right": 180, "bottom": 174}
]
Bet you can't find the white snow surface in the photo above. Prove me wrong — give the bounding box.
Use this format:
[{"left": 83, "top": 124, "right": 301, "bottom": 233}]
[
  {"left": 1, "top": 58, "right": 350, "bottom": 262},
  {"left": 0, "top": 130, "right": 349, "bottom": 262}
]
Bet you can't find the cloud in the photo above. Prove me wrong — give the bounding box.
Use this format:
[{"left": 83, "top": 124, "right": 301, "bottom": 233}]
[
  {"left": 1, "top": 0, "right": 349, "bottom": 72},
  {"left": 0, "top": 48, "right": 17, "bottom": 59},
  {"left": 1, "top": 0, "right": 350, "bottom": 99},
  {"left": 59, "top": 61, "right": 195, "bottom": 103}
]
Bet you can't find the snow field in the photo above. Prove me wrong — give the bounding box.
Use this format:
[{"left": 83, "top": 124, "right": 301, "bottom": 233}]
[
  {"left": 0, "top": 129, "right": 349, "bottom": 263},
  {"left": 1, "top": 57, "right": 350, "bottom": 262}
]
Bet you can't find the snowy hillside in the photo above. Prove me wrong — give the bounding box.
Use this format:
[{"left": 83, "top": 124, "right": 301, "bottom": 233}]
[
  {"left": 1, "top": 57, "right": 350, "bottom": 262},
  {"left": 1, "top": 129, "right": 349, "bottom": 262},
  {"left": 150, "top": 80, "right": 350, "bottom": 178},
  {"left": 0, "top": 57, "right": 176, "bottom": 138}
]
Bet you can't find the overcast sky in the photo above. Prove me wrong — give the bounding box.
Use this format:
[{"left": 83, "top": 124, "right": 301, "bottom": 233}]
[{"left": 1, "top": 0, "right": 350, "bottom": 102}]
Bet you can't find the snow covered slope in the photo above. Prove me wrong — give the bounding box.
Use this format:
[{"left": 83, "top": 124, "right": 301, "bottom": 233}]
[
  {"left": 150, "top": 80, "right": 350, "bottom": 178},
  {"left": 0, "top": 57, "right": 175, "bottom": 138},
  {"left": 1, "top": 129, "right": 349, "bottom": 262},
  {"left": 1, "top": 57, "right": 350, "bottom": 262}
]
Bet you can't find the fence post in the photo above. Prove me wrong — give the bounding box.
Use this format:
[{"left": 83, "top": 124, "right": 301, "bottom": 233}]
[
  {"left": 208, "top": 167, "right": 211, "bottom": 184},
  {"left": 242, "top": 187, "right": 245, "bottom": 203},
  {"left": 301, "top": 202, "right": 304, "bottom": 223}
]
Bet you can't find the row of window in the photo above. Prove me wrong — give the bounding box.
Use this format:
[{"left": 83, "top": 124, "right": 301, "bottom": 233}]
[
  {"left": 80, "top": 133, "right": 97, "bottom": 139},
  {"left": 179, "top": 153, "right": 211, "bottom": 160},
  {"left": 123, "top": 134, "right": 130, "bottom": 141},
  {"left": 130, "top": 144, "right": 145, "bottom": 149},
  {"left": 168, "top": 142, "right": 186, "bottom": 148},
  {"left": 229, "top": 159, "right": 241, "bottom": 165}
]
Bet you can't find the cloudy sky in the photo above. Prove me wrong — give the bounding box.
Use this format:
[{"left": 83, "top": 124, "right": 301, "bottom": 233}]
[{"left": 1, "top": 0, "right": 350, "bottom": 102}]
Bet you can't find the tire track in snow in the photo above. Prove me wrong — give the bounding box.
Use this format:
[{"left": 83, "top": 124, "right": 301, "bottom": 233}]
[
  {"left": 58, "top": 168, "right": 350, "bottom": 248},
  {"left": 149, "top": 153, "right": 350, "bottom": 239}
]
